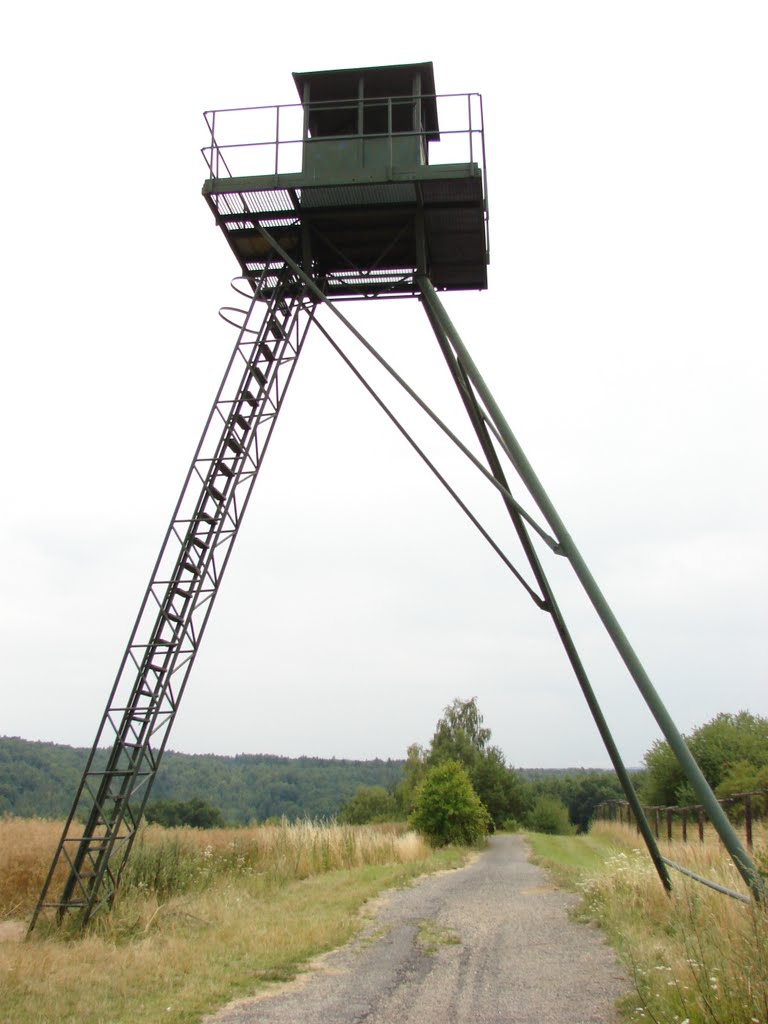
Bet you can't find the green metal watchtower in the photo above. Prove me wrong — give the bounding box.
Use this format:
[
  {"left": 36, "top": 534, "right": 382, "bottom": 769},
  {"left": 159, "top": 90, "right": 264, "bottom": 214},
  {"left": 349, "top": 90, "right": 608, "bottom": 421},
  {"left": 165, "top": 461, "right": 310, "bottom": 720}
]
[
  {"left": 32, "top": 62, "right": 762, "bottom": 934},
  {"left": 202, "top": 61, "right": 488, "bottom": 295}
]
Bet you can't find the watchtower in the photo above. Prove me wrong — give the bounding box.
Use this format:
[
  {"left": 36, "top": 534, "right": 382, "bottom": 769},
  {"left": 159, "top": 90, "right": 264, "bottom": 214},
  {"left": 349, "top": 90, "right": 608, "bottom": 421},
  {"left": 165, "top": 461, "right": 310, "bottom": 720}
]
[
  {"left": 32, "top": 62, "right": 762, "bottom": 933},
  {"left": 202, "top": 61, "right": 488, "bottom": 295}
]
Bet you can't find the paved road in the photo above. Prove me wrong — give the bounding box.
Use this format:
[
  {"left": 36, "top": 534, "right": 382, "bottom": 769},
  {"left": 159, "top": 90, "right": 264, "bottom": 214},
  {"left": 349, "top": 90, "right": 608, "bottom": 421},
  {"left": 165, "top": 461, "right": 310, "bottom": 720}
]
[{"left": 205, "top": 835, "right": 629, "bottom": 1024}]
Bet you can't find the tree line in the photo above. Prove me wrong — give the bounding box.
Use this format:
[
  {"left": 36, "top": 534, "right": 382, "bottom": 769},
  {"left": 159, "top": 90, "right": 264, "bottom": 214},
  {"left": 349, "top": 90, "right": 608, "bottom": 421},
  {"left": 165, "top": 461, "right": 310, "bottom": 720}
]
[
  {"left": 9, "top": 704, "right": 757, "bottom": 835},
  {"left": 640, "top": 710, "right": 768, "bottom": 807},
  {"left": 0, "top": 726, "right": 621, "bottom": 832},
  {"left": 338, "top": 703, "right": 768, "bottom": 843},
  {"left": 339, "top": 697, "right": 626, "bottom": 838},
  {"left": 0, "top": 736, "right": 403, "bottom": 823}
]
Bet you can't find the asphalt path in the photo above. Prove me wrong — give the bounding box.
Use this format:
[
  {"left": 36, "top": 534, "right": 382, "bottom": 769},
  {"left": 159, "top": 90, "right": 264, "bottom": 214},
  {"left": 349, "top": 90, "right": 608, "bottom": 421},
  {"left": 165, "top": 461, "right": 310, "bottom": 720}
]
[{"left": 205, "top": 834, "right": 630, "bottom": 1024}]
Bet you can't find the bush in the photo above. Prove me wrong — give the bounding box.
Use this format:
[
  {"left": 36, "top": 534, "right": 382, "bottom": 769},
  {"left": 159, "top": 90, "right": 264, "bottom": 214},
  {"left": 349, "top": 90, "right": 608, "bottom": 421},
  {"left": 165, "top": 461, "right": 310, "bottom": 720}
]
[
  {"left": 409, "top": 761, "right": 491, "bottom": 846},
  {"left": 525, "top": 795, "right": 575, "bottom": 835},
  {"left": 338, "top": 786, "right": 398, "bottom": 824},
  {"left": 641, "top": 711, "right": 768, "bottom": 805},
  {"left": 144, "top": 797, "right": 225, "bottom": 829},
  {"left": 425, "top": 698, "right": 529, "bottom": 829},
  {"left": 499, "top": 817, "right": 521, "bottom": 832}
]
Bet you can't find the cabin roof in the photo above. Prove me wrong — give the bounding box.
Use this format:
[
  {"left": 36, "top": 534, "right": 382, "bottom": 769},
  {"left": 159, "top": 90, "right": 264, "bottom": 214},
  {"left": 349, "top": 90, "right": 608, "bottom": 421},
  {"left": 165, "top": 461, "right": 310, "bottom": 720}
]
[{"left": 292, "top": 62, "right": 439, "bottom": 140}]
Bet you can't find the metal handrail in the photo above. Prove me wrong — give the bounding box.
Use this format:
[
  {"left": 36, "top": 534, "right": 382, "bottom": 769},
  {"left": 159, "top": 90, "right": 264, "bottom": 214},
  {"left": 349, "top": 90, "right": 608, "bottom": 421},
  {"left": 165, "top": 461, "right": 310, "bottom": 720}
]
[
  {"left": 201, "top": 92, "right": 486, "bottom": 181},
  {"left": 203, "top": 90, "right": 482, "bottom": 122}
]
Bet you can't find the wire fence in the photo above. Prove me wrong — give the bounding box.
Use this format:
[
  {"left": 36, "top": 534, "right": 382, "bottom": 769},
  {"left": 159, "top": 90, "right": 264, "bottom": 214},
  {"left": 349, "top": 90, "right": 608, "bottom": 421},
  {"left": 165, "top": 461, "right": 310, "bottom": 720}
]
[{"left": 594, "top": 789, "right": 768, "bottom": 850}]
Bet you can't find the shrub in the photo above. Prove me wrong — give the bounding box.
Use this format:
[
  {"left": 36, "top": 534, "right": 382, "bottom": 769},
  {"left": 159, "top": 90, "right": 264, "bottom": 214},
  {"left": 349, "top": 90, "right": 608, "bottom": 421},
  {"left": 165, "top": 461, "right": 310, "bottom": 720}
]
[
  {"left": 500, "top": 817, "right": 521, "bottom": 833},
  {"left": 338, "top": 786, "right": 398, "bottom": 824},
  {"left": 641, "top": 711, "right": 768, "bottom": 805},
  {"left": 409, "top": 761, "right": 491, "bottom": 846},
  {"left": 144, "top": 798, "right": 225, "bottom": 829},
  {"left": 525, "top": 795, "right": 575, "bottom": 835}
]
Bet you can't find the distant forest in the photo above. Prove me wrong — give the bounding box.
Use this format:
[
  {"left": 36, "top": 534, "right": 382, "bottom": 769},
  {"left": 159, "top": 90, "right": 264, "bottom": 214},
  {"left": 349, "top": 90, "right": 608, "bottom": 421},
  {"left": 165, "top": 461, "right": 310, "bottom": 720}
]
[
  {"left": 0, "top": 735, "right": 618, "bottom": 826},
  {"left": 0, "top": 736, "right": 406, "bottom": 824}
]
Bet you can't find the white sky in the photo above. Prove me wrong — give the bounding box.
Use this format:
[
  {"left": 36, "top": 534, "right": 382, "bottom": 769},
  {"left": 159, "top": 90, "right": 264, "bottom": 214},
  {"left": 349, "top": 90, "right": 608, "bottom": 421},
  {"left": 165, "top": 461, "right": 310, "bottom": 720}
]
[{"left": 1, "top": 2, "right": 766, "bottom": 769}]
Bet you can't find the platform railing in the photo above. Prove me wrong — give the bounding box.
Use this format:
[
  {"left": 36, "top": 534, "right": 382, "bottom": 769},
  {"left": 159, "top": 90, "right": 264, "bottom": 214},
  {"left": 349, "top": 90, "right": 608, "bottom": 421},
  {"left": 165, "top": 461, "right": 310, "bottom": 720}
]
[{"left": 201, "top": 92, "right": 486, "bottom": 188}]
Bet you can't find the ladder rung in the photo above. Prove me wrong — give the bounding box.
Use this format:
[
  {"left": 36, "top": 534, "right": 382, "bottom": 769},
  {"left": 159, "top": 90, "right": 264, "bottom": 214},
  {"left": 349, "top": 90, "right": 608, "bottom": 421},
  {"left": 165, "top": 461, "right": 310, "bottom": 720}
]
[
  {"left": 149, "top": 663, "right": 166, "bottom": 674},
  {"left": 235, "top": 413, "right": 249, "bottom": 430},
  {"left": 225, "top": 436, "right": 243, "bottom": 454},
  {"left": 181, "top": 560, "right": 200, "bottom": 575},
  {"left": 243, "top": 390, "right": 258, "bottom": 407},
  {"left": 162, "top": 609, "right": 182, "bottom": 624},
  {"left": 190, "top": 536, "right": 208, "bottom": 550},
  {"left": 197, "top": 511, "right": 215, "bottom": 524},
  {"left": 260, "top": 341, "right": 276, "bottom": 358},
  {"left": 206, "top": 483, "right": 225, "bottom": 502},
  {"left": 173, "top": 586, "right": 191, "bottom": 598},
  {"left": 125, "top": 706, "right": 153, "bottom": 718},
  {"left": 216, "top": 461, "right": 234, "bottom": 478},
  {"left": 249, "top": 364, "right": 267, "bottom": 387},
  {"left": 64, "top": 837, "right": 112, "bottom": 850}
]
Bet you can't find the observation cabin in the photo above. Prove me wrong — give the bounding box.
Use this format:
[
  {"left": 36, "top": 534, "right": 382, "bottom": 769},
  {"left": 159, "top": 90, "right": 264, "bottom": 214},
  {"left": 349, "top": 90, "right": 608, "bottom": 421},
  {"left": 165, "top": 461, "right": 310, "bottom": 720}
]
[{"left": 202, "top": 62, "right": 488, "bottom": 298}]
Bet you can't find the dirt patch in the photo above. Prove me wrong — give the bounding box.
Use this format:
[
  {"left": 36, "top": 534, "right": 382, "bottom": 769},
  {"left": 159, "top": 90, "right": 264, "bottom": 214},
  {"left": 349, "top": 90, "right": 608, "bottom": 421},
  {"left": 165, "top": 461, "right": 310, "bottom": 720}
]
[{"left": 0, "top": 921, "right": 27, "bottom": 943}]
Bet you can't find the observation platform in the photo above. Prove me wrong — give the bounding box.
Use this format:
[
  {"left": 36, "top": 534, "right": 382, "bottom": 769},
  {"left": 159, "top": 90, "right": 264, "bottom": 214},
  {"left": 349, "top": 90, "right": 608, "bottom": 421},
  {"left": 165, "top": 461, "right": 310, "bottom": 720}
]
[{"left": 202, "top": 63, "right": 489, "bottom": 299}]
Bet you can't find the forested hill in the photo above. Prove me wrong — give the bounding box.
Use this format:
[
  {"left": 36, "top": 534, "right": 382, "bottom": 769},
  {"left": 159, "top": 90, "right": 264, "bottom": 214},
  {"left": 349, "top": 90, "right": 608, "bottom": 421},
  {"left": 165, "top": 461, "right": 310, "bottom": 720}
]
[{"left": 0, "top": 736, "right": 405, "bottom": 824}]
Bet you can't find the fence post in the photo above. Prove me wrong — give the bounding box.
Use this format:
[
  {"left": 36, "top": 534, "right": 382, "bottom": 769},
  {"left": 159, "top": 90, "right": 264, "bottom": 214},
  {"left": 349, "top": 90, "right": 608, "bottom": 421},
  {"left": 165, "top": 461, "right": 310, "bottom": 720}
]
[
  {"left": 698, "top": 808, "right": 705, "bottom": 843},
  {"left": 654, "top": 808, "right": 660, "bottom": 839},
  {"left": 745, "top": 794, "right": 753, "bottom": 849},
  {"left": 681, "top": 809, "right": 687, "bottom": 843},
  {"left": 666, "top": 809, "right": 673, "bottom": 842}
]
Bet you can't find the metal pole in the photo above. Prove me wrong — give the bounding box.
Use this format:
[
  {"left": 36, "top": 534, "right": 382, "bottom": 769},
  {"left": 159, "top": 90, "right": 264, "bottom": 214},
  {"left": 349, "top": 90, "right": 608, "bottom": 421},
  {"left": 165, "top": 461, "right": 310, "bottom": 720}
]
[
  {"left": 251, "top": 227, "right": 558, "bottom": 550},
  {"left": 423, "top": 298, "right": 671, "bottom": 890},
  {"left": 417, "top": 276, "right": 763, "bottom": 901}
]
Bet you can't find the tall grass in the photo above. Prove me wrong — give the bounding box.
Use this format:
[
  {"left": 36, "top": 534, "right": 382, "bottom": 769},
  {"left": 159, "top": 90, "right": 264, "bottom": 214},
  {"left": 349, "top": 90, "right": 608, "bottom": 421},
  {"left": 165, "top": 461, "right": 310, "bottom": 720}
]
[
  {"left": 0, "top": 816, "right": 74, "bottom": 920},
  {"left": 122, "top": 819, "right": 428, "bottom": 900},
  {"left": 572, "top": 822, "right": 767, "bottom": 1024},
  {"left": 0, "top": 815, "right": 428, "bottom": 920},
  {"left": 0, "top": 816, "right": 460, "bottom": 1024}
]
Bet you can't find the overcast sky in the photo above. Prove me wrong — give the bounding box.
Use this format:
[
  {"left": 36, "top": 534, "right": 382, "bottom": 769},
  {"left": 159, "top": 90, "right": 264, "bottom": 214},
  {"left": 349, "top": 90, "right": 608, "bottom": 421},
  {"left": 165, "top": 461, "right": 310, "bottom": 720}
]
[{"left": 1, "top": 2, "right": 766, "bottom": 770}]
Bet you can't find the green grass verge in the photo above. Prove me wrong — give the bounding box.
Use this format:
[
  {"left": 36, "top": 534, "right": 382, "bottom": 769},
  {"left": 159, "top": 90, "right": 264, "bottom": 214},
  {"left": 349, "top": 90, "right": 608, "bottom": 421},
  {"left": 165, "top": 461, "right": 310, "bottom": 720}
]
[
  {"left": 523, "top": 829, "right": 629, "bottom": 888},
  {"left": 525, "top": 824, "right": 768, "bottom": 1024}
]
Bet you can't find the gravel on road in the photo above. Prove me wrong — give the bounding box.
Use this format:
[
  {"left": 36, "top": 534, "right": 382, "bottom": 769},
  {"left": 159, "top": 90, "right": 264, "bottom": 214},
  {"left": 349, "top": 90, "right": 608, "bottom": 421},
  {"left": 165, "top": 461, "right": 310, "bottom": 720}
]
[{"left": 204, "top": 834, "right": 631, "bottom": 1024}]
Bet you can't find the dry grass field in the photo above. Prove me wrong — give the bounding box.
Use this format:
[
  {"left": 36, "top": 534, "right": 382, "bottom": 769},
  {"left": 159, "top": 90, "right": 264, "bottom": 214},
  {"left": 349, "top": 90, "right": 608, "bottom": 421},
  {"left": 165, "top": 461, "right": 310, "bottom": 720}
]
[{"left": 0, "top": 816, "right": 464, "bottom": 1024}]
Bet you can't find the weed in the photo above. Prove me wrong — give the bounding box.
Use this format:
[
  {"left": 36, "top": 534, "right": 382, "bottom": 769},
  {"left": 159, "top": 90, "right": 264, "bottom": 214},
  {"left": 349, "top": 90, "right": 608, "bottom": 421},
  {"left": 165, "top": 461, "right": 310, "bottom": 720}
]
[{"left": 416, "top": 918, "right": 461, "bottom": 955}]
